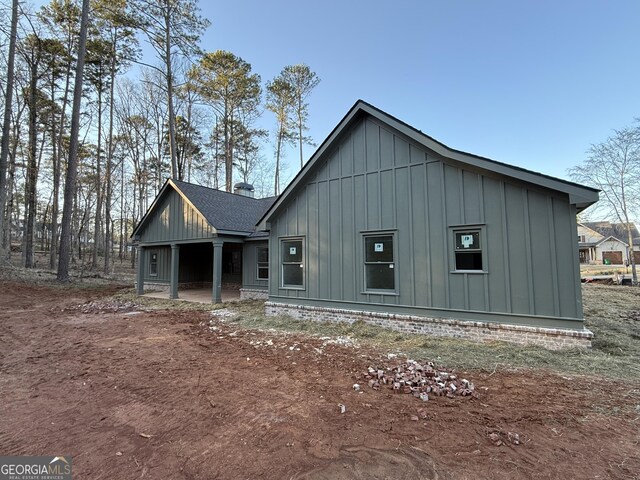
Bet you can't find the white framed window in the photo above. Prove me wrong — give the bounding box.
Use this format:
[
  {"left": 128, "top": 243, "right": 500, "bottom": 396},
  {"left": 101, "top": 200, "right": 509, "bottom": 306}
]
[
  {"left": 149, "top": 251, "right": 158, "bottom": 276},
  {"left": 281, "top": 238, "right": 304, "bottom": 288},
  {"left": 453, "top": 228, "right": 484, "bottom": 271},
  {"left": 257, "top": 246, "right": 269, "bottom": 280},
  {"left": 363, "top": 232, "right": 396, "bottom": 292}
]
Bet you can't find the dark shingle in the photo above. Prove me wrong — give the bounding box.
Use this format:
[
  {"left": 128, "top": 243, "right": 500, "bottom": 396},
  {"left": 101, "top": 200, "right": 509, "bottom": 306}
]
[
  {"left": 583, "top": 221, "right": 640, "bottom": 245},
  {"left": 172, "top": 180, "right": 275, "bottom": 234}
]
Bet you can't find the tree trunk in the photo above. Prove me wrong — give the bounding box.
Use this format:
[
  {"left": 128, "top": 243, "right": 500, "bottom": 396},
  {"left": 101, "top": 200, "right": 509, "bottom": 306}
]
[
  {"left": 57, "top": 0, "right": 91, "bottom": 282},
  {"left": 164, "top": 9, "right": 178, "bottom": 179},
  {"left": 104, "top": 58, "right": 116, "bottom": 275},
  {"left": 50, "top": 61, "right": 73, "bottom": 270},
  {"left": 0, "top": 0, "right": 18, "bottom": 261},
  {"left": 92, "top": 85, "right": 103, "bottom": 269},
  {"left": 24, "top": 60, "right": 39, "bottom": 269},
  {"left": 274, "top": 125, "right": 282, "bottom": 195}
]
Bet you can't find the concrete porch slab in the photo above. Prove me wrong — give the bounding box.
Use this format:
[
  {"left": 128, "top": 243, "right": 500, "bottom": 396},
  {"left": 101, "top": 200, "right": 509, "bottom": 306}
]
[{"left": 143, "top": 288, "right": 240, "bottom": 304}]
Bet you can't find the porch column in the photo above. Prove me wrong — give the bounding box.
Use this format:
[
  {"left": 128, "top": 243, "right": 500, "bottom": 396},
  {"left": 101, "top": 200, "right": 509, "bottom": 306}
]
[
  {"left": 170, "top": 243, "right": 179, "bottom": 299},
  {"left": 212, "top": 239, "right": 224, "bottom": 303},
  {"left": 136, "top": 246, "right": 145, "bottom": 295}
]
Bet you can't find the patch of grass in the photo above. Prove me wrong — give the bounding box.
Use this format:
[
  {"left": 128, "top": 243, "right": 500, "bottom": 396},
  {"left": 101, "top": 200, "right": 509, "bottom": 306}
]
[{"left": 110, "top": 284, "right": 640, "bottom": 380}]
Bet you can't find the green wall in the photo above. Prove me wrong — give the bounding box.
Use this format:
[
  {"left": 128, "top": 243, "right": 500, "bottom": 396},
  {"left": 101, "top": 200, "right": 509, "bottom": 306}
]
[{"left": 267, "top": 116, "right": 583, "bottom": 328}]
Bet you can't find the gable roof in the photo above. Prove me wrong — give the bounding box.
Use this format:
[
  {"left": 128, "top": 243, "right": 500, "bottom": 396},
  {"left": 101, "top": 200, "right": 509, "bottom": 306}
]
[
  {"left": 595, "top": 235, "right": 629, "bottom": 247},
  {"left": 131, "top": 178, "right": 276, "bottom": 238},
  {"left": 257, "top": 100, "right": 600, "bottom": 230},
  {"left": 582, "top": 221, "right": 640, "bottom": 245}
]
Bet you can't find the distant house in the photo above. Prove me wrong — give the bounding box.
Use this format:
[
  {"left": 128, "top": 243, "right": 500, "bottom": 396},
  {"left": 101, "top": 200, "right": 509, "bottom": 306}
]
[
  {"left": 130, "top": 179, "right": 275, "bottom": 301},
  {"left": 577, "top": 221, "right": 640, "bottom": 265},
  {"left": 256, "top": 100, "right": 599, "bottom": 349}
]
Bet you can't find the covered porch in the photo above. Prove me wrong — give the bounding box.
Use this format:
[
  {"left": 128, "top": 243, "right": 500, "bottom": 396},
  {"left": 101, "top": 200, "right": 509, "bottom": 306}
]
[{"left": 136, "top": 239, "right": 243, "bottom": 304}]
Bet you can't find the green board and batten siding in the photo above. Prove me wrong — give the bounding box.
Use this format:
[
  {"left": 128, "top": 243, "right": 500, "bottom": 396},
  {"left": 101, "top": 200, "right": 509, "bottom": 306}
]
[
  {"left": 268, "top": 116, "right": 583, "bottom": 329},
  {"left": 138, "top": 188, "right": 215, "bottom": 284},
  {"left": 242, "top": 241, "right": 269, "bottom": 289},
  {"left": 138, "top": 188, "right": 215, "bottom": 245}
]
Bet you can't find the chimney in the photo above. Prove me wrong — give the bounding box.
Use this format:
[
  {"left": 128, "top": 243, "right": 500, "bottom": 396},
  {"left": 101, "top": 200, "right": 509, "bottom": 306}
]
[{"left": 234, "top": 182, "right": 255, "bottom": 198}]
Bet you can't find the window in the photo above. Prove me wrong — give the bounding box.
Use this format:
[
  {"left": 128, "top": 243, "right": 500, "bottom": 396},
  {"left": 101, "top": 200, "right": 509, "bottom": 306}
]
[
  {"left": 149, "top": 252, "right": 158, "bottom": 276},
  {"left": 281, "top": 238, "right": 304, "bottom": 288},
  {"left": 364, "top": 233, "right": 395, "bottom": 291},
  {"left": 454, "top": 230, "right": 483, "bottom": 271},
  {"left": 257, "top": 246, "right": 269, "bottom": 280}
]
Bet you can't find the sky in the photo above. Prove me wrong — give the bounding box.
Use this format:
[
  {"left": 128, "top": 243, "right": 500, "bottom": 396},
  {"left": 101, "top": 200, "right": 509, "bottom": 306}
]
[{"left": 194, "top": 0, "right": 640, "bottom": 182}]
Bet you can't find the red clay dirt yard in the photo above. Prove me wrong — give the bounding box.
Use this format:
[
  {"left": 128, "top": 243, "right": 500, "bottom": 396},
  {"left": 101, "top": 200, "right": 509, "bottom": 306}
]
[{"left": 0, "top": 281, "right": 639, "bottom": 479}]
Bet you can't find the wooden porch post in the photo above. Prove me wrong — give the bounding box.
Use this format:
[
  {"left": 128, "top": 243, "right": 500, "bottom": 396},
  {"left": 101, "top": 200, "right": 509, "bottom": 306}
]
[
  {"left": 136, "top": 245, "right": 145, "bottom": 295},
  {"left": 170, "top": 243, "right": 179, "bottom": 299},
  {"left": 212, "top": 239, "right": 224, "bottom": 303}
]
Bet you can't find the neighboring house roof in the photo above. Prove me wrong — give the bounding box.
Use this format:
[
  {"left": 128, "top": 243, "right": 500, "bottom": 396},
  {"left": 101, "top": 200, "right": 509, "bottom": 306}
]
[
  {"left": 131, "top": 178, "right": 276, "bottom": 238},
  {"left": 257, "top": 100, "right": 600, "bottom": 230},
  {"left": 582, "top": 221, "right": 640, "bottom": 245},
  {"left": 595, "top": 235, "right": 629, "bottom": 247}
]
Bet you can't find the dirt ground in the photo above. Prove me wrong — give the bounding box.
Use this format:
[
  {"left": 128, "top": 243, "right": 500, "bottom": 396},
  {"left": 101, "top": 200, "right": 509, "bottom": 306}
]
[{"left": 1, "top": 282, "right": 639, "bottom": 479}]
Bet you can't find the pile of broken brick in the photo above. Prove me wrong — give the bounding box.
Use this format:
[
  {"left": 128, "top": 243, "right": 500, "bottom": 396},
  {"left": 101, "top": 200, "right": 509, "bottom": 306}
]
[{"left": 360, "top": 360, "right": 476, "bottom": 401}]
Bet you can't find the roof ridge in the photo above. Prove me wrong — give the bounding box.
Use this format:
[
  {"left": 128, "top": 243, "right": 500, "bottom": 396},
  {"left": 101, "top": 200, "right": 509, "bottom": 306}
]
[{"left": 172, "top": 178, "right": 270, "bottom": 202}]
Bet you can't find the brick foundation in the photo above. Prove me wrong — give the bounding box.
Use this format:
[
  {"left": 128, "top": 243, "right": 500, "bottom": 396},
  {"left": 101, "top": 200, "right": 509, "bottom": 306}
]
[
  {"left": 240, "top": 288, "right": 269, "bottom": 300},
  {"left": 265, "top": 302, "right": 593, "bottom": 350}
]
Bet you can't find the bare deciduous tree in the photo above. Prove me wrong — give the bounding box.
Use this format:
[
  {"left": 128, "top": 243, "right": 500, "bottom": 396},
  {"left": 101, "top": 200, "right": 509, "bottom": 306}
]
[{"left": 569, "top": 125, "right": 640, "bottom": 285}]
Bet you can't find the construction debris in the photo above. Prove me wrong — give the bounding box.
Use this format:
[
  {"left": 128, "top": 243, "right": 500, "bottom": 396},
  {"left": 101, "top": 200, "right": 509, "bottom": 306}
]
[
  {"left": 73, "top": 299, "right": 139, "bottom": 314},
  {"left": 362, "top": 360, "right": 476, "bottom": 401}
]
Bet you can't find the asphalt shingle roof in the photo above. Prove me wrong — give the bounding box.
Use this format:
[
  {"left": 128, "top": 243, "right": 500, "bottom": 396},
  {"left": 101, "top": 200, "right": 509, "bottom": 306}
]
[
  {"left": 172, "top": 179, "right": 276, "bottom": 234},
  {"left": 583, "top": 221, "right": 640, "bottom": 245}
]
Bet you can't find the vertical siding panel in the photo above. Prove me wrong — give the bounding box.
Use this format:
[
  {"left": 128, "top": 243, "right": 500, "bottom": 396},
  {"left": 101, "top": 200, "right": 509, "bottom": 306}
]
[
  {"left": 308, "top": 182, "right": 319, "bottom": 299},
  {"left": 298, "top": 187, "right": 308, "bottom": 236},
  {"left": 341, "top": 135, "right": 353, "bottom": 176},
  {"left": 528, "top": 191, "right": 555, "bottom": 316},
  {"left": 329, "top": 150, "right": 341, "bottom": 179},
  {"left": 553, "top": 198, "right": 578, "bottom": 318},
  {"left": 468, "top": 275, "right": 485, "bottom": 311},
  {"left": 523, "top": 191, "right": 535, "bottom": 313},
  {"left": 380, "top": 170, "right": 395, "bottom": 230},
  {"left": 342, "top": 177, "right": 355, "bottom": 301},
  {"left": 354, "top": 174, "right": 366, "bottom": 300},
  {"left": 427, "top": 161, "right": 446, "bottom": 308},
  {"left": 483, "top": 177, "right": 507, "bottom": 312},
  {"left": 318, "top": 181, "right": 329, "bottom": 300},
  {"left": 463, "top": 171, "right": 485, "bottom": 310},
  {"left": 395, "top": 167, "right": 412, "bottom": 305},
  {"left": 352, "top": 122, "right": 365, "bottom": 175},
  {"left": 412, "top": 163, "right": 429, "bottom": 307},
  {"left": 462, "top": 171, "right": 481, "bottom": 224},
  {"left": 366, "top": 173, "right": 379, "bottom": 231},
  {"left": 505, "top": 184, "right": 529, "bottom": 314},
  {"left": 365, "top": 120, "right": 380, "bottom": 172},
  {"left": 445, "top": 165, "right": 463, "bottom": 309},
  {"left": 330, "top": 179, "right": 341, "bottom": 299},
  {"left": 444, "top": 164, "right": 462, "bottom": 225},
  {"left": 547, "top": 198, "right": 561, "bottom": 316},
  {"left": 380, "top": 127, "right": 393, "bottom": 169},
  {"left": 395, "top": 135, "right": 410, "bottom": 168}
]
